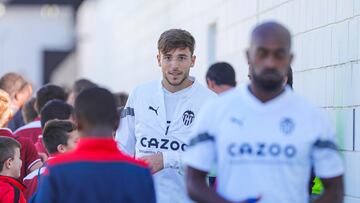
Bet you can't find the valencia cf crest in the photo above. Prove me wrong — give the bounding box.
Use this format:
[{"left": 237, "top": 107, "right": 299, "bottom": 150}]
[
  {"left": 280, "top": 118, "right": 295, "bottom": 135},
  {"left": 182, "top": 110, "right": 195, "bottom": 126}
]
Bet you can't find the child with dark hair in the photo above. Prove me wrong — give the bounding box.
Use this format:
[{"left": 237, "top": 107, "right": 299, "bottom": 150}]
[
  {"left": 23, "top": 119, "right": 78, "bottom": 201},
  {"left": 35, "top": 87, "right": 155, "bottom": 203},
  {"left": 0, "top": 136, "right": 26, "bottom": 203}
]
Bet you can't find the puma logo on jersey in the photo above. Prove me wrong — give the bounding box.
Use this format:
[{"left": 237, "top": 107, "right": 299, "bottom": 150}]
[{"left": 149, "top": 106, "right": 159, "bottom": 115}]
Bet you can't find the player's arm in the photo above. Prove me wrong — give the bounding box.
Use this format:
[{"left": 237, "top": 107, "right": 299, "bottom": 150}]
[
  {"left": 313, "top": 176, "right": 343, "bottom": 203},
  {"left": 115, "top": 91, "right": 137, "bottom": 156},
  {"left": 187, "top": 167, "right": 260, "bottom": 203},
  {"left": 312, "top": 113, "right": 345, "bottom": 203}
]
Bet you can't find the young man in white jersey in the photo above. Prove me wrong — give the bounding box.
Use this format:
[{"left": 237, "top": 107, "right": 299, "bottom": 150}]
[
  {"left": 115, "top": 29, "right": 216, "bottom": 203},
  {"left": 184, "top": 22, "right": 344, "bottom": 203}
]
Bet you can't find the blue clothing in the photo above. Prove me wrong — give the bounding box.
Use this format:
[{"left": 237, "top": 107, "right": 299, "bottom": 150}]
[
  {"left": 7, "top": 110, "right": 25, "bottom": 131},
  {"left": 34, "top": 138, "right": 156, "bottom": 203}
]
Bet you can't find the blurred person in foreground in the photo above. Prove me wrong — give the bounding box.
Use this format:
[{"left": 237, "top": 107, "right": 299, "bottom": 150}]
[
  {"left": 34, "top": 87, "right": 155, "bottom": 203},
  {"left": 184, "top": 22, "right": 344, "bottom": 203}
]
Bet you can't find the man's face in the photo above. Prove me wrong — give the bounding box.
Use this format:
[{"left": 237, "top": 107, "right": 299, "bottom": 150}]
[
  {"left": 157, "top": 47, "right": 196, "bottom": 87},
  {"left": 10, "top": 148, "right": 22, "bottom": 178},
  {"left": 247, "top": 37, "right": 292, "bottom": 92},
  {"left": 64, "top": 130, "right": 79, "bottom": 152}
]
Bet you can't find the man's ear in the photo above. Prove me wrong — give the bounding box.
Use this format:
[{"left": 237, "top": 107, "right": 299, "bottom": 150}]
[
  {"left": 157, "top": 54, "right": 161, "bottom": 67},
  {"left": 34, "top": 100, "right": 40, "bottom": 113},
  {"left": 57, "top": 144, "right": 66, "bottom": 153},
  {"left": 190, "top": 55, "right": 196, "bottom": 67},
  {"left": 206, "top": 79, "right": 212, "bottom": 87},
  {"left": 246, "top": 50, "right": 251, "bottom": 65},
  {"left": 4, "top": 158, "right": 12, "bottom": 170},
  {"left": 13, "top": 92, "right": 22, "bottom": 107}
]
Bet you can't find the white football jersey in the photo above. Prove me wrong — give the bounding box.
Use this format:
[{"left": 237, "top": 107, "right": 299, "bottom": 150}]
[
  {"left": 115, "top": 77, "right": 216, "bottom": 203},
  {"left": 184, "top": 85, "right": 344, "bottom": 203}
]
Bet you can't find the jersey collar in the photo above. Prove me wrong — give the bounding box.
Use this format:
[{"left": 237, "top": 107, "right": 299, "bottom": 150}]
[
  {"left": 0, "top": 175, "right": 26, "bottom": 191},
  {"left": 241, "top": 84, "right": 292, "bottom": 111}
]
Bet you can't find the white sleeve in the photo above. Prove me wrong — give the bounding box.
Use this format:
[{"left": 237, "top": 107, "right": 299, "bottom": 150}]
[
  {"left": 115, "top": 90, "right": 136, "bottom": 156},
  {"left": 183, "top": 102, "right": 217, "bottom": 172},
  {"left": 311, "top": 113, "right": 344, "bottom": 178}
]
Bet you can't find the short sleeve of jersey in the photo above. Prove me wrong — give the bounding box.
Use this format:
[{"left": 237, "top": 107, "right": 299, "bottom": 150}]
[
  {"left": 115, "top": 89, "right": 137, "bottom": 156},
  {"left": 312, "top": 112, "right": 344, "bottom": 179},
  {"left": 183, "top": 101, "right": 217, "bottom": 172}
]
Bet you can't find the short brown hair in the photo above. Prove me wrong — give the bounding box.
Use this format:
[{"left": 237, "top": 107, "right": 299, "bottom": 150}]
[
  {"left": 157, "top": 29, "right": 195, "bottom": 55},
  {"left": 0, "top": 73, "right": 29, "bottom": 98},
  {"left": 43, "top": 119, "right": 76, "bottom": 154},
  {"left": 0, "top": 136, "right": 20, "bottom": 172}
]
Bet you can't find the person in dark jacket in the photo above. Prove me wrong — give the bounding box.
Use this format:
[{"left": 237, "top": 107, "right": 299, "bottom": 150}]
[{"left": 34, "top": 87, "right": 156, "bottom": 203}]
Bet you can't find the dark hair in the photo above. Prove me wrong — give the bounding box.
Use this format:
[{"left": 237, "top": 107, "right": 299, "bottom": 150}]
[
  {"left": 40, "top": 99, "right": 74, "bottom": 128},
  {"left": 113, "top": 92, "right": 128, "bottom": 108},
  {"left": 43, "top": 120, "right": 76, "bottom": 154},
  {"left": 206, "top": 62, "right": 236, "bottom": 87},
  {"left": 75, "top": 87, "right": 118, "bottom": 131},
  {"left": 158, "top": 29, "right": 195, "bottom": 55},
  {"left": 22, "top": 98, "right": 38, "bottom": 124},
  {"left": 36, "top": 84, "right": 66, "bottom": 113},
  {"left": 72, "top": 79, "right": 97, "bottom": 99},
  {"left": 0, "top": 136, "right": 20, "bottom": 172},
  {"left": 0, "top": 73, "right": 29, "bottom": 98},
  {"left": 287, "top": 66, "right": 293, "bottom": 89}
]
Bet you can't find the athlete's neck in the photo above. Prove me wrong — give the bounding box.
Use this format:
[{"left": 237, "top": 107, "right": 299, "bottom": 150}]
[
  {"left": 162, "top": 78, "right": 193, "bottom": 93},
  {"left": 249, "top": 83, "right": 285, "bottom": 103},
  {"left": 80, "top": 127, "right": 114, "bottom": 138}
]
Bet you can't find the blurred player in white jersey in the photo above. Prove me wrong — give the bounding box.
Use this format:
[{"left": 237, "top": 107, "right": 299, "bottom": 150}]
[{"left": 184, "top": 22, "right": 344, "bottom": 203}]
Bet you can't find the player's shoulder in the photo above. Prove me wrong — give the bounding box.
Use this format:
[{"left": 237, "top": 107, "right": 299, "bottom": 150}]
[
  {"left": 197, "top": 88, "right": 239, "bottom": 118},
  {"left": 132, "top": 80, "right": 159, "bottom": 94},
  {"left": 209, "top": 87, "right": 241, "bottom": 106},
  {"left": 193, "top": 80, "right": 217, "bottom": 98},
  {"left": 46, "top": 148, "right": 149, "bottom": 169},
  {"left": 14, "top": 120, "right": 41, "bottom": 134},
  {"left": 288, "top": 90, "right": 324, "bottom": 114}
]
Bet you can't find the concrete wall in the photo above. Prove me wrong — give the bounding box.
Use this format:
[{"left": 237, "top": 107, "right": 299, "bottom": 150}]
[
  {"left": 0, "top": 5, "right": 75, "bottom": 89},
  {"left": 77, "top": 0, "right": 360, "bottom": 202}
]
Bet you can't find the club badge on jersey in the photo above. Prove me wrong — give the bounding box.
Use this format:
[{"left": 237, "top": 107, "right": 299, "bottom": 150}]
[
  {"left": 182, "top": 110, "right": 195, "bottom": 126},
  {"left": 280, "top": 118, "right": 295, "bottom": 135}
]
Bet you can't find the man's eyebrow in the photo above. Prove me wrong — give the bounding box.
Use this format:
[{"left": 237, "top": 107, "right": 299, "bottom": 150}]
[{"left": 256, "top": 46, "right": 287, "bottom": 52}]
